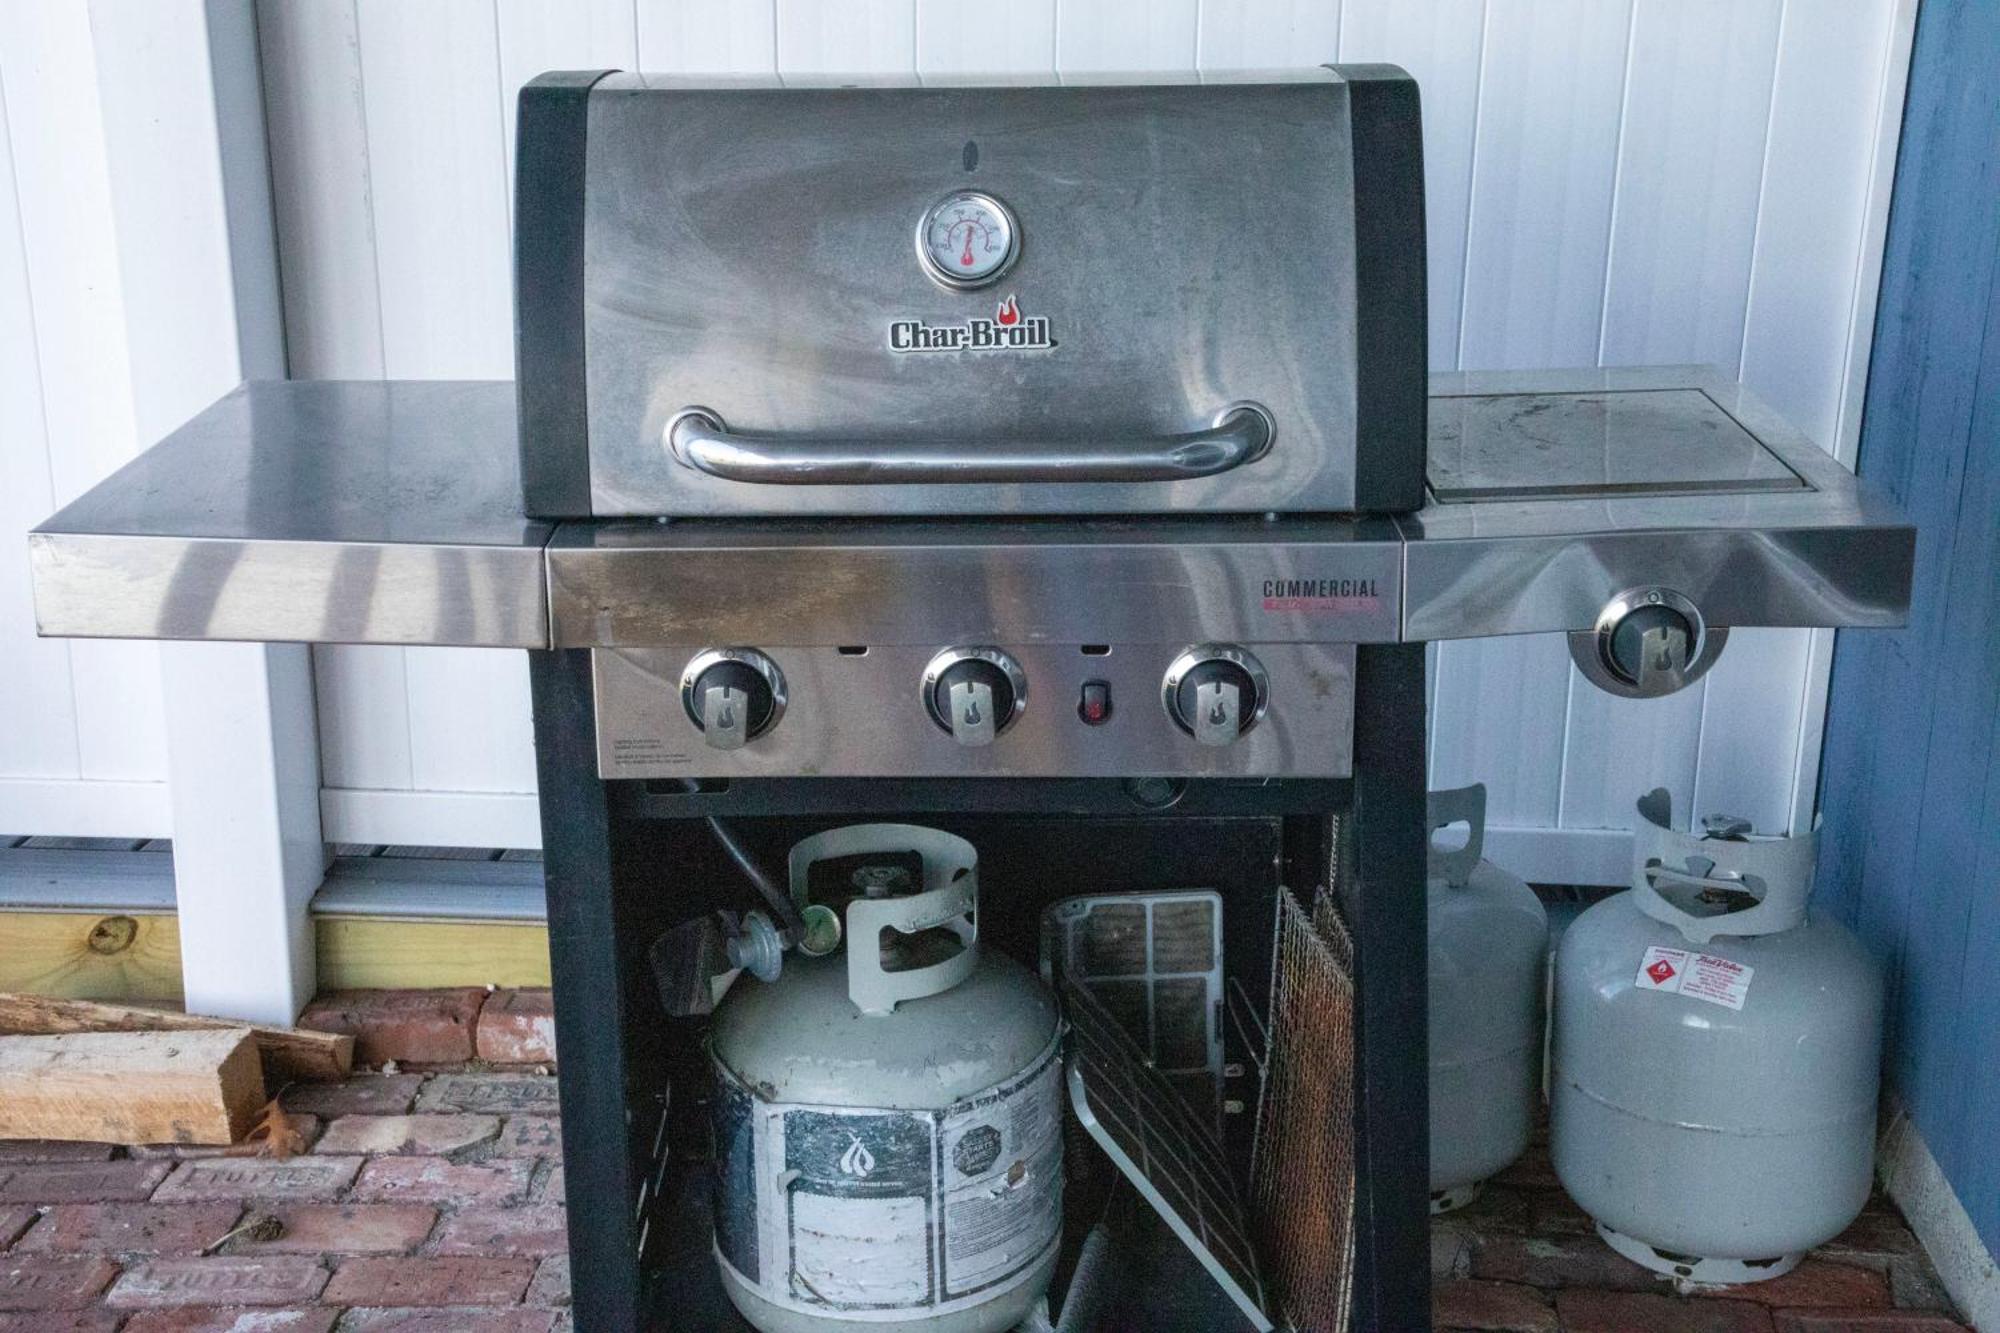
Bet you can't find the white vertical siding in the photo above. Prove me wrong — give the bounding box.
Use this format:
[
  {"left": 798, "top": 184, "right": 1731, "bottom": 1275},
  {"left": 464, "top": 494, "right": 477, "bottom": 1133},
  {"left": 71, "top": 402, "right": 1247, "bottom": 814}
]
[
  {"left": 248, "top": 0, "right": 1912, "bottom": 871},
  {"left": 918, "top": 1, "right": 1055, "bottom": 84},
  {"left": 778, "top": 0, "right": 918, "bottom": 84},
  {"left": 1198, "top": 1, "right": 1340, "bottom": 71},
  {"left": 1338, "top": 0, "right": 1485, "bottom": 368},
  {"left": 637, "top": 1, "right": 776, "bottom": 75},
  {"left": 0, "top": 76, "right": 80, "bottom": 790},
  {"left": 1558, "top": 0, "right": 1783, "bottom": 836},
  {"left": 1058, "top": 1, "right": 1199, "bottom": 80},
  {"left": 1696, "top": 0, "right": 1918, "bottom": 836},
  {"left": 0, "top": 1, "right": 171, "bottom": 835}
]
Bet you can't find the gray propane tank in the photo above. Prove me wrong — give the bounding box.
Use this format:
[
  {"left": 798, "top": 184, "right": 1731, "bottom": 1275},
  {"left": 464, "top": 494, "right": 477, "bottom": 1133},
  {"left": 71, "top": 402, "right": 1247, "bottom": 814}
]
[
  {"left": 710, "top": 825, "right": 1063, "bottom": 1333},
  {"left": 1427, "top": 784, "right": 1549, "bottom": 1213},
  {"left": 1551, "top": 791, "right": 1882, "bottom": 1286}
]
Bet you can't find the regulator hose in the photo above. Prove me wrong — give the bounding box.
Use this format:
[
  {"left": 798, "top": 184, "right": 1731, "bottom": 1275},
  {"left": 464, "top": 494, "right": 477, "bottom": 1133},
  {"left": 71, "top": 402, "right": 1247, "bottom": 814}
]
[{"left": 705, "top": 814, "right": 807, "bottom": 946}]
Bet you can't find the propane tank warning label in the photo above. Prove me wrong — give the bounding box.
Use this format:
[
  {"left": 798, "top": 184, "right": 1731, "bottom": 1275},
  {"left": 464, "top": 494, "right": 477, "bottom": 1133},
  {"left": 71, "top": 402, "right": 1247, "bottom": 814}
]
[
  {"left": 940, "top": 1052, "right": 1062, "bottom": 1297},
  {"left": 1635, "top": 946, "right": 1753, "bottom": 1010}
]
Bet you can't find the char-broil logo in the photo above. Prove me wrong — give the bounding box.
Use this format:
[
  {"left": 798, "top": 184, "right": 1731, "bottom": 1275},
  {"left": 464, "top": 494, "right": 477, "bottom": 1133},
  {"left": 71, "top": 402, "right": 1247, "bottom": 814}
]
[{"left": 888, "top": 294, "right": 1058, "bottom": 355}]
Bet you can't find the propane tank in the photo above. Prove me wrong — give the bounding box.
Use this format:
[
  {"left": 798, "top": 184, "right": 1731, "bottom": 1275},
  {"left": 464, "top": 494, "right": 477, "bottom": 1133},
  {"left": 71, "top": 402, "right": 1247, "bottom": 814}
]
[
  {"left": 1427, "top": 784, "right": 1548, "bottom": 1213},
  {"left": 710, "top": 825, "right": 1063, "bottom": 1333},
  {"left": 1551, "top": 791, "right": 1882, "bottom": 1286}
]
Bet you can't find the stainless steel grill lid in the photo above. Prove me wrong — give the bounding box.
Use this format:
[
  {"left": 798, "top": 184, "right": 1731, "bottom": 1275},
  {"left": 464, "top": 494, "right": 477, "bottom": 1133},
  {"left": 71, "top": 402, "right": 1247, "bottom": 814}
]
[{"left": 521, "top": 69, "right": 1428, "bottom": 520}]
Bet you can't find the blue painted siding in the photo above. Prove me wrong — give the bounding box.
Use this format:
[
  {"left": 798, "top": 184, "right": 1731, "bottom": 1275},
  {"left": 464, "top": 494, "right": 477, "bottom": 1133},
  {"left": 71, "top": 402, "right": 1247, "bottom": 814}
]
[{"left": 1816, "top": 0, "right": 2000, "bottom": 1259}]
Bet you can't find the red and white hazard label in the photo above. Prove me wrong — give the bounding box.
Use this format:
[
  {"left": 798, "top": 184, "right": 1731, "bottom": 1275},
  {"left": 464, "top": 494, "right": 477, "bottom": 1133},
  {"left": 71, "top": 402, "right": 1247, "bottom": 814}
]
[{"left": 1634, "top": 945, "right": 1753, "bottom": 1010}]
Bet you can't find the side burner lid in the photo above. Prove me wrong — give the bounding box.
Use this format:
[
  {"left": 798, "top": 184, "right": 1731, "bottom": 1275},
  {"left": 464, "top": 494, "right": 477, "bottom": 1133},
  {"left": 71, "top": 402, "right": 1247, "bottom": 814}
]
[{"left": 1427, "top": 387, "right": 1808, "bottom": 502}]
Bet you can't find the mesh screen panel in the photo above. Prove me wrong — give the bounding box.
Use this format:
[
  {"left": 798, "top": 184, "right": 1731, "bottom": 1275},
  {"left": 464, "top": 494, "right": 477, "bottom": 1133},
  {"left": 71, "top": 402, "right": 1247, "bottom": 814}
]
[
  {"left": 1043, "top": 891, "right": 1227, "bottom": 1125},
  {"left": 1251, "top": 887, "right": 1357, "bottom": 1333}
]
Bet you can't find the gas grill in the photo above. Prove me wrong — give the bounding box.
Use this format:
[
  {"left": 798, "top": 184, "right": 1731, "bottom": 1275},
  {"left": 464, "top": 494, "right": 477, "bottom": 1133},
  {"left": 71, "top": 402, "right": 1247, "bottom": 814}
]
[{"left": 30, "top": 68, "right": 1912, "bottom": 1331}]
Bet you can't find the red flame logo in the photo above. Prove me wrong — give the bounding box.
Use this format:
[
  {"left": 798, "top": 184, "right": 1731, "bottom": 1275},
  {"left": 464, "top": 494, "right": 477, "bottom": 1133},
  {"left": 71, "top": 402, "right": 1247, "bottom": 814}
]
[{"left": 995, "top": 295, "right": 1020, "bottom": 326}]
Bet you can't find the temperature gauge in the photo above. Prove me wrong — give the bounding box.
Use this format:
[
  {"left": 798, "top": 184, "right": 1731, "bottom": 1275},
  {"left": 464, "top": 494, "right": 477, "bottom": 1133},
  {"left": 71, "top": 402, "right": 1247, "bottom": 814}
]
[{"left": 916, "top": 190, "right": 1019, "bottom": 289}]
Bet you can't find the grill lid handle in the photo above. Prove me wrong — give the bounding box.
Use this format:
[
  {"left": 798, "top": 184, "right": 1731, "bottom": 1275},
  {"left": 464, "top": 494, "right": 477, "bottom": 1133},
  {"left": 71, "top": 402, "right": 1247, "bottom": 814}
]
[{"left": 665, "top": 403, "right": 1274, "bottom": 486}]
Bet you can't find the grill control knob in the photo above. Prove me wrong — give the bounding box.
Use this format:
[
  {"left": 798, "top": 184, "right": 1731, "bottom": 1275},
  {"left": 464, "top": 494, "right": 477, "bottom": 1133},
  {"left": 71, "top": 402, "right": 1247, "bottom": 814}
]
[
  {"left": 680, "top": 649, "right": 785, "bottom": 751},
  {"left": 1570, "top": 588, "right": 1728, "bottom": 700},
  {"left": 1607, "top": 604, "right": 1694, "bottom": 691},
  {"left": 1163, "top": 646, "right": 1269, "bottom": 747},
  {"left": 922, "top": 647, "right": 1027, "bottom": 747}
]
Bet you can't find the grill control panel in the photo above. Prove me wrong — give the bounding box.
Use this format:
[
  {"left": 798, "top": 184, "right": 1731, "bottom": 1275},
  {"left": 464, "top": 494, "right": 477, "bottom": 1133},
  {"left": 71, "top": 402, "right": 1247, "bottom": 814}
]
[{"left": 591, "top": 642, "right": 1355, "bottom": 779}]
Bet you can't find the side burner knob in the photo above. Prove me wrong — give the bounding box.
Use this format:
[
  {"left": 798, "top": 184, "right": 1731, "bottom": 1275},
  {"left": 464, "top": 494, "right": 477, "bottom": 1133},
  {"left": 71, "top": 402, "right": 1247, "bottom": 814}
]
[
  {"left": 922, "top": 648, "right": 1027, "bottom": 747},
  {"left": 1571, "top": 588, "right": 1728, "bottom": 699},
  {"left": 1163, "top": 646, "right": 1269, "bottom": 746},
  {"left": 681, "top": 650, "right": 785, "bottom": 750},
  {"left": 1608, "top": 603, "right": 1694, "bottom": 692}
]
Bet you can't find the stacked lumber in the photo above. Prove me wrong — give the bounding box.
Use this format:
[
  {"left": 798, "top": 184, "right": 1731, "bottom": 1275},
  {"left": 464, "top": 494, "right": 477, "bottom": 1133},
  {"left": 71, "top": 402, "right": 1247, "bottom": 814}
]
[{"left": 0, "top": 994, "right": 352, "bottom": 1147}]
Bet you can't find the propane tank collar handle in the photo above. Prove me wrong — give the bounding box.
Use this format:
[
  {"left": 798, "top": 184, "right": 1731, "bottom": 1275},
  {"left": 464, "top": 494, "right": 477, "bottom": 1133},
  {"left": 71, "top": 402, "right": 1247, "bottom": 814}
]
[
  {"left": 781, "top": 823, "right": 984, "bottom": 1013},
  {"left": 1630, "top": 791, "right": 1818, "bottom": 945},
  {"left": 1426, "top": 783, "right": 1487, "bottom": 888},
  {"left": 786, "top": 822, "right": 977, "bottom": 911},
  {"left": 846, "top": 875, "right": 980, "bottom": 1016}
]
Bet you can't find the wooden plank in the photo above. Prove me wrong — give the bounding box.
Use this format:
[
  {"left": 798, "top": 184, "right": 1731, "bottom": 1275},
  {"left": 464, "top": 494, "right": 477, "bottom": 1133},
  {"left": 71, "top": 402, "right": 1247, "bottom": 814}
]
[
  {"left": 0, "top": 993, "right": 354, "bottom": 1085},
  {"left": 0, "top": 912, "right": 182, "bottom": 1003},
  {"left": 0, "top": 1028, "right": 264, "bottom": 1146},
  {"left": 316, "top": 918, "right": 552, "bottom": 990}
]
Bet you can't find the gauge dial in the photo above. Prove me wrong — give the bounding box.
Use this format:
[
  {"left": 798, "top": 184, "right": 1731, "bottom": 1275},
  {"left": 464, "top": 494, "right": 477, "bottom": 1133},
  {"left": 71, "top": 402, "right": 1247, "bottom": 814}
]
[{"left": 916, "top": 191, "right": 1019, "bottom": 289}]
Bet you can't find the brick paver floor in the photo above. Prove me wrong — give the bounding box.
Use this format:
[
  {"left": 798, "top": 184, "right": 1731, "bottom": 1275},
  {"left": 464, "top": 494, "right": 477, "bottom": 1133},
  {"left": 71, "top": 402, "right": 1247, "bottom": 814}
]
[
  {"left": 1432, "top": 1135, "right": 1972, "bottom": 1332},
  {"left": 0, "top": 989, "right": 1970, "bottom": 1330}
]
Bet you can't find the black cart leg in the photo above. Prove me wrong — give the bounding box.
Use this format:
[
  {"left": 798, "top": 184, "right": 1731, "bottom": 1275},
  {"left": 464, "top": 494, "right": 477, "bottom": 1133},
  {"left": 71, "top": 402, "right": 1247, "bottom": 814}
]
[
  {"left": 531, "top": 649, "right": 661, "bottom": 1332},
  {"left": 1346, "top": 642, "right": 1430, "bottom": 1331}
]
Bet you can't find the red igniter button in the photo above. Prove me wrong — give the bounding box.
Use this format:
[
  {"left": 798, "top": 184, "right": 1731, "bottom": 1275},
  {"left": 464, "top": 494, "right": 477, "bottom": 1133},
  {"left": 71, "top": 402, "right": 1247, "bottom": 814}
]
[{"left": 1079, "top": 681, "right": 1112, "bottom": 725}]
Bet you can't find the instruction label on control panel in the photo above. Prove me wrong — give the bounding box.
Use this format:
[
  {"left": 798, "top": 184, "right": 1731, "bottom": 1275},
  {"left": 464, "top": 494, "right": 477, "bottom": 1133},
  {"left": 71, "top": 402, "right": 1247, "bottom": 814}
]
[
  {"left": 712, "top": 1034, "right": 1062, "bottom": 1319},
  {"left": 1635, "top": 946, "right": 1754, "bottom": 1010}
]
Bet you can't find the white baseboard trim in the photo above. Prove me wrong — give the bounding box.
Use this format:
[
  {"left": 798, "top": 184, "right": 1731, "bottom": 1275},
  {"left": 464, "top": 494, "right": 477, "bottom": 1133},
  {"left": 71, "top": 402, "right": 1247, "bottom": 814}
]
[
  {"left": 314, "top": 852, "right": 547, "bottom": 922},
  {"left": 1482, "top": 824, "right": 1633, "bottom": 887},
  {"left": 320, "top": 787, "right": 542, "bottom": 850},
  {"left": 0, "top": 843, "right": 177, "bottom": 912},
  {"left": 1879, "top": 1102, "right": 2000, "bottom": 1331},
  {"left": 0, "top": 779, "right": 172, "bottom": 839}
]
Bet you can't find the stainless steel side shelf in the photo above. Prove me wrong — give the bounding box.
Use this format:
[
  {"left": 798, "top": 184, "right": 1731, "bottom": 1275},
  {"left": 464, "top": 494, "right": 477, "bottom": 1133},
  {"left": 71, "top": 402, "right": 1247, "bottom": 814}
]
[
  {"left": 29, "top": 381, "right": 551, "bottom": 648},
  {"left": 26, "top": 368, "right": 1913, "bottom": 657},
  {"left": 1400, "top": 366, "right": 1914, "bottom": 643}
]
